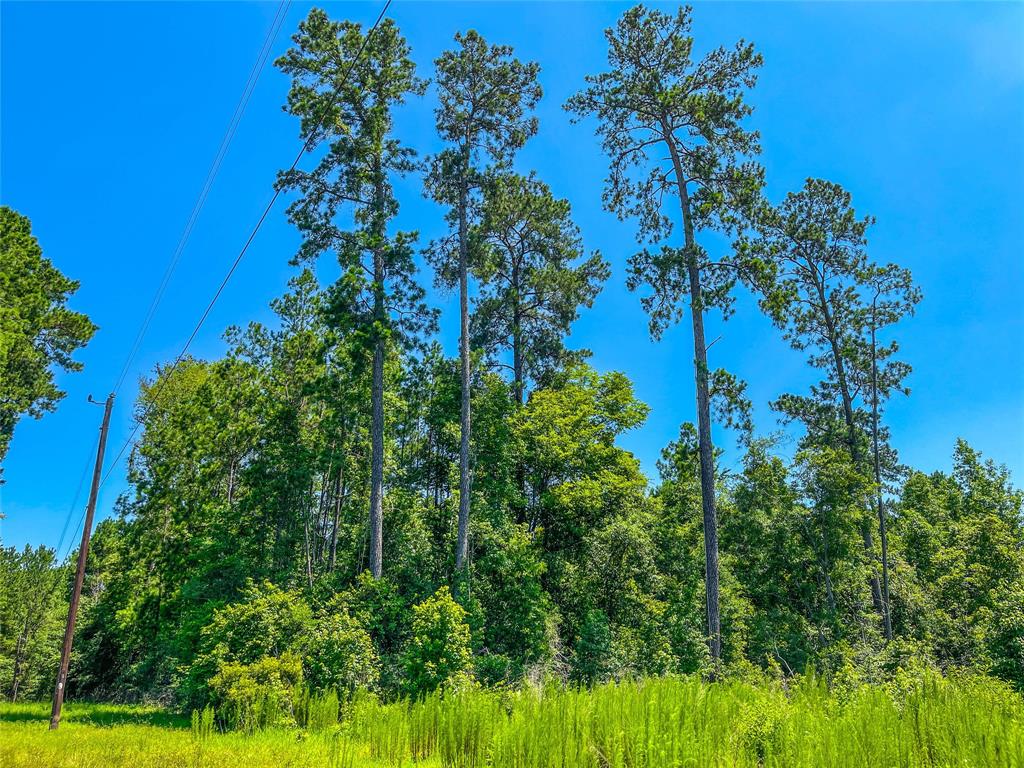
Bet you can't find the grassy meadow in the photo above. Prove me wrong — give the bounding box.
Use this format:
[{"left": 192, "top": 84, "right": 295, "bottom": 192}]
[{"left": 2, "top": 672, "right": 1022, "bottom": 768}]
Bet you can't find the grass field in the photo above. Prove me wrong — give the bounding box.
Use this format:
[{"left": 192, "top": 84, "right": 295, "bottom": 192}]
[{"left": 2, "top": 672, "right": 1022, "bottom": 767}]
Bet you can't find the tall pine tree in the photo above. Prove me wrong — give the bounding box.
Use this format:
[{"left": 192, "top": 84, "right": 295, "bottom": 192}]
[
  {"left": 739, "top": 178, "right": 920, "bottom": 632},
  {"left": 472, "top": 172, "right": 609, "bottom": 405},
  {"left": 277, "top": 10, "right": 434, "bottom": 578},
  {"left": 567, "top": 5, "right": 763, "bottom": 663},
  {"left": 425, "top": 31, "right": 541, "bottom": 572}
]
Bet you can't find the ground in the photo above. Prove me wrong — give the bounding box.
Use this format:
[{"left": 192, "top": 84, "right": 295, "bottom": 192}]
[{"left": 1, "top": 673, "right": 1021, "bottom": 768}]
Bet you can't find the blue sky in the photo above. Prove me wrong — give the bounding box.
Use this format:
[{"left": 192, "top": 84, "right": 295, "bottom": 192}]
[{"left": 2, "top": 1, "right": 1022, "bottom": 554}]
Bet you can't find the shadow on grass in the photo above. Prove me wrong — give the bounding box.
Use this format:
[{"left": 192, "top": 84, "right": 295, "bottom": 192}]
[{"left": 0, "top": 702, "right": 189, "bottom": 729}]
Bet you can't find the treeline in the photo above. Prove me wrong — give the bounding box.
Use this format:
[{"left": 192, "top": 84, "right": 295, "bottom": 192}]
[{"left": 2, "top": 4, "right": 1022, "bottom": 710}]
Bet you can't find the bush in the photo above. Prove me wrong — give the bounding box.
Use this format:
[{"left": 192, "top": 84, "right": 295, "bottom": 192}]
[
  {"left": 473, "top": 653, "right": 516, "bottom": 687},
  {"left": 302, "top": 611, "right": 379, "bottom": 694},
  {"left": 573, "top": 609, "right": 612, "bottom": 684},
  {"left": 209, "top": 652, "right": 303, "bottom": 732},
  {"left": 404, "top": 586, "right": 472, "bottom": 697},
  {"left": 181, "top": 581, "right": 312, "bottom": 708},
  {"left": 736, "top": 694, "right": 786, "bottom": 762},
  {"left": 333, "top": 573, "right": 411, "bottom": 695},
  {"left": 201, "top": 581, "right": 312, "bottom": 664}
]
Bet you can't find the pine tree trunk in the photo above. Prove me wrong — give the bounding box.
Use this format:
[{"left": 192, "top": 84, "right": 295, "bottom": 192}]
[
  {"left": 815, "top": 282, "right": 886, "bottom": 618},
  {"left": 664, "top": 127, "right": 721, "bottom": 664},
  {"left": 369, "top": 325, "right": 385, "bottom": 578},
  {"left": 329, "top": 464, "right": 344, "bottom": 573},
  {"left": 871, "top": 308, "right": 893, "bottom": 640},
  {"left": 455, "top": 168, "right": 472, "bottom": 572},
  {"left": 368, "top": 155, "right": 387, "bottom": 580},
  {"left": 684, "top": 220, "right": 722, "bottom": 666},
  {"left": 512, "top": 260, "right": 525, "bottom": 406}
]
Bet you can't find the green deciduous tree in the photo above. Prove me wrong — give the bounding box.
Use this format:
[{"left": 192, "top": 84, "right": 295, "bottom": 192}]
[
  {"left": 567, "top": 4, "right": 763, "bottom": 663},
  {"left": 791, "top": 446, "right": 874, "bottom": 635},
  {"left": 722, "top": 441, "right": 815, "bottom": 673},
  {"left": 472, "top": 527, "right": 552, "bottom": 682},
  {"left": 894, "top": 441, "right": 1024, "bottom": 686},
  {"left": 0, "top": 206, "right": 95, "bottom": 466},
  {"left": 0, "top": 544, "right": 66, "bottom": 701},
  {"left": 425, "top": 31, "right": 541, "bottom": 572},
  {"left": 513, "top": 363, "right": 663, "bottom": 677},
  {"left": 515, "top": 364, "right": 649, "bottom": 550}
]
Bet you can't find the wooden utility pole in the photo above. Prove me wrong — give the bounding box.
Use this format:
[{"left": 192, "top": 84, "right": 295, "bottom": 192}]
[{"left": 50, "top": 393, "right": 114, "bottom": 730}]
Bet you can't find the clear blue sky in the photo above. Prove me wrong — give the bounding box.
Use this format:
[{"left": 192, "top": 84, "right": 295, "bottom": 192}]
[{"left": 2, "top": 1, "right": 1022, "bottom": 554}]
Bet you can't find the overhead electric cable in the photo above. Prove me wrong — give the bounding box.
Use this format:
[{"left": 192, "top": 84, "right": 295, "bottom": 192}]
[
  {"left": 62, "top": 508, "right": 88, "bottom": 562},
  {"left": 111, "top": 0, "right": 292, "bottom": 397},
  {"left": 54, "top": 435, "right": 99, "bottom": 560},
  {"left": 98, "top": 0, "right": 394, "bottom": 489}
]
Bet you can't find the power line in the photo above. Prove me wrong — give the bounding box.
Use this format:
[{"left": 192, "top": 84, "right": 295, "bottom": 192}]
[
  {"left": 99, "top": 0, "right": 395, "bottom": 489},
  {"left": 62, "top": 508, "right": 88, "bottom": 563},
  {"left": 112, "top": 0, "right": 292, "bottom": 397},
  {"left": 54, "top": 434, "right": 99, "bottom": 560}
]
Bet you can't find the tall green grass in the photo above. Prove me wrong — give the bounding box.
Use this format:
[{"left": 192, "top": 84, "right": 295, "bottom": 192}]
[
  {"left": 1, "top": 671, "right": 1021, "bottom": 767},
  {"left": 345, "top": 672, "right": 1024, "bottom": 768}
]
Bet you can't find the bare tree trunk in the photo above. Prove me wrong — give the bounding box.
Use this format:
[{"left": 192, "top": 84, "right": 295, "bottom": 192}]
[
  {"left": 329, "top": 464, "right": 345, "bottom": 573},
  {"left": 820, "top": 519, "right": 837, "bottom": 615},
  {"left": 368, "top": 269, "right": 386, "bottom": 579},
  {"left": 227, "top": 458, "right": 237, "bottom": 509},
  {"left": 664, "top": 127, "right": 721, "bottom": 664},
  {"left": 368, "top": 152, "right": 387, "bottom": 580},
  {"left": 822, "top": 564, "right": 836, "bottom": 616},
  {"left": 512, "top": 260, "right": 525, "bottom": 406},
  {"left": 10, "top": 617, "right": 28, "bottom": 701},
  {"left": 303, "top": 476, "right": 315, "bottom": 588},
  {"left": 871, "top": 306, "right": 893, "bottom": 640},
  {"left": 314, "top": 456, "right": 332, "bottom": 565},
  {"left": 815, "top": 281, "right": 886, "bottom": 618},
  {"left": 455, "top": 166, "right": 472, "bottom": 572}
]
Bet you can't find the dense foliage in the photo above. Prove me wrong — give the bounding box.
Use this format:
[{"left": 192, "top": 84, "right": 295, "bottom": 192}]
[
  {"left": 0, "top": 6, "right": 1021, "bottom": 738},
  {"left": 0, "top": 206, "right": 95, "bottom": 467},
  {"left": 5, "top": 281, "right": 1010, "bottom": 708},
  {"left": 0, "top": 546, "right": 68, "bottom": 700}
]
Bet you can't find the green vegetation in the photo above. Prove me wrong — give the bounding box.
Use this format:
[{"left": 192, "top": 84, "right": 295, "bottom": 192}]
[
  {"left": 2, "top": 672, "right": 1022, "bottom": 767},
  {"left": 1, "top": 4, "right": 1021, "bottom": 765},
  {"left": 0, "top": 206, "right": 95, "bottom": 466}
]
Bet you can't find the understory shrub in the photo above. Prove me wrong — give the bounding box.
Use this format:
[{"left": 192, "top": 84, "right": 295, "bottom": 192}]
[
  {"left": 404, "top": 586, "right": 473, "bottom": 697},
  {"left": 209, "top": 652, "right": 303, "bottom": 732},
  {"left": 181, "top": 581, "right": 312, "bottom": 708},
  {"left": 302, "top": 611, "right": 379, "bottom": 694}
]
